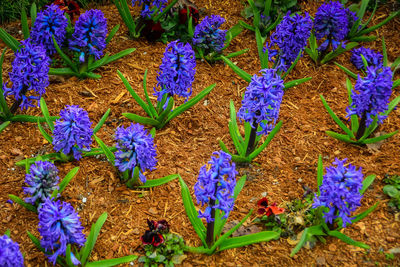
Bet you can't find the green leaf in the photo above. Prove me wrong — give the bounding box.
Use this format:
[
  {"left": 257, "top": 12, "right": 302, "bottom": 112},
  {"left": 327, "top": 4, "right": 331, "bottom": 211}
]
[
  {"left": 59, "top": 167, "right": 79, "bottom": 194},
  {"left": 362, "top": 130, "right": 398, "bottom": 144},
  {"left": 320, "top": 95, "right": 355, "bottom": 138},
  {"left": 218, "top": 231, "right": 279, "bottom": 251},
  {"left": 326, "top": 131, "right": 355, "bottom": 143},
  {"left": 284, "top": 77, "right": 312, "bottom": 90},
  {"left": 152, "top": 0, "right": 178, "bottom": 22},
  {"left": 255, "top": 27, "right": 266, "bottom": 69},
  {"left": 321, "top": 42, "right": 359, "bottom": 64},
  {"left": 221, "top": 56, "right": 252, "bottom": 82},
  {"left": 229, "top": 100, "right": 244, "bottom": 142},
  {"left": 8, "top": 194, "right": 36, "bottom": 212},
  {"left": 52, "top": 36, "right": 78, "bottom": 72},
  {"left": 0, "top": 28, "right": 21, "bottom": 51},
  {"left": 357, "top": 10, "right": 400, "bottom": 36},
  {"left": 327, "top": 230, "right": 369, "bottom": 249},
  {"left": 21, "top": 8, "right": 30, "bottom": 39},
  {"left": 178, "top": 175, "right": 207, "bottom": 246},
  {"left": 282, "top": 50, "right": 302, "bottom": 80},
  {"left": 383, "top": 185, "right": 399, "bottom": 198},
  {"left": 0, "top": 121, "right": 10, "bottom": 133},
  {"left": 218, "top": 49, "right": 249, "bottom": 61},
  {"left": 349, "top": 35, "right": 377, "bottom": 42},
  {"left": 142, "top": 70, "right": 157, "bottom": 118},
  {"left": 85, "top": 255, "right": 138, "bottom": 267},
  {"left": 243, "top": 121, "right": 252, "bottom": 151},
  {"left": 391, "top": 56, "right": 400, "bottom": 70},
  {"left": 117, "top": 70, "right": 152, "bottom": 117},
  {"left": 94, "top": 135, "right": 115, "bottom": 165},
  {"left": 40, "top": 97, "right": 54, "bottom": 132},
  {"left": 346, "top": 79, "right": 359, "bottom": 134},
  {"left": 360, "top": 175, "right": 375, "bottom": 194},
  {"left": 290, "top": 225, "right": 324, "bottom": 257},
  {"left": 229, "top": 121, "right": 245, "bottom": 157},
  {"left": 123, "top": 113, "right": 160, "bottom": 127},
  {"left": 138, "top": 174, "right": 179, "bottom": 188},
  {"left": 317, "top": 154, "right": 323, "bottom": 196},
  {"left": 114, "top": 0, "right": 137, "bottom": 37},
  {"left": 156, "top": 97, "right": 174, "bottom": 128},
  {"left": 93, "top": 108, "right": 111, "bottom": 134},
  {"left": 238, "top": 20, "right": 255, "bottom": 31},
  {"left": 15, "top": 153, "right": 61, "bottom": 167},
  {"left": 30, "top": 3, "right": 37, "bottom": 27},
  {"left": 249, "top": 120, "right": 282, "bottom": 161},
  {"left": 48, "top": 67, "right": 77, "bottom": 76},
  {"left": 0, "top": 48, "right": 12, "bottom": 119},
  {"left": 166, "top": 84, "right": 215, "bottom": 123},
  {"left": 80, "top": 212, "right": 108, "bottom": 265},
  {"left": 10, "top": 114, "right": 58, "bottom": 123},
  {"left": 37, "top": 120, "right": 53, "bottom": 144},
  {"left": 106, "top": 24, "right": 120, "bottom": 44},
  {"left": 218, "top": 139, "right": 231, "bottom": 154},
  {"left": 334, "top": 63, "right": 357, "bottom": 80},
  {"left": 351, "top": 202, "right": 378, "bottom": 224},
  {"left": 92, "top": 48, "right": 135, "bottom": 70},
  {"left": 66, "top": 244, "right": 73, "bottom": 266},
  {"left": 27, "top": 231, "right": 46, "bottom": 253},
  {"left": 224, "top": 23, "right": 244, "bottom": 45}
]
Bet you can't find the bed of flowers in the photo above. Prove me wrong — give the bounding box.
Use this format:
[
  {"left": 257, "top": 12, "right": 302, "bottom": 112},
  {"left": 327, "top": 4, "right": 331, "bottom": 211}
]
[{"left": 0, "top": 0, "right": 400, "bottom": 265}]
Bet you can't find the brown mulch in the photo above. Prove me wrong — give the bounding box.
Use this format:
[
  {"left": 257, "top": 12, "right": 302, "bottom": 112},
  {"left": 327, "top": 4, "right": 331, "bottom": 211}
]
[{"left": 1, "top": 0, "right": 400, "bottom": 266}]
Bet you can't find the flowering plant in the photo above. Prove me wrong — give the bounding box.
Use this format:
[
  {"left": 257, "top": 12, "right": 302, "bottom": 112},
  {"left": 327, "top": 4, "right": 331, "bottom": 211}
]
[
  {"left": 0, "top": 231, "right": 24, "bottom": 266},
  {"left": 9, "top": 159, "right": 79, "bottom": 212},
  {"left": 290, "top": 156, "right": 377, "bottom": 256},
  {"left": 321, "top": 66, "right": 399, "bottom": 145},
  {"left": 120, "top": 41, "right": 215, "bottom": 129},
  {"left": 179, "top": 151, "right": 279, "bottom": 254},
  {"left": 27, "top": 199, "right": 137, "bottom": 266}
]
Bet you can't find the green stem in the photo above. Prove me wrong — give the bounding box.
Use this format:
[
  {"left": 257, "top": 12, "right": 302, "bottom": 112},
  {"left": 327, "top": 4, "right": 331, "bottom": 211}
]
[
  {"left": 246, "top": 119, "right": 258, "bottom": 156},
  {"left": 9, "top": 86, "right": 28, "bottom": 114},
  {"left": 206, "top": 182, "right": 218, "bottom": 247},
  {"left": 355, "top": 112, "right": 367, "bottom": 140}
]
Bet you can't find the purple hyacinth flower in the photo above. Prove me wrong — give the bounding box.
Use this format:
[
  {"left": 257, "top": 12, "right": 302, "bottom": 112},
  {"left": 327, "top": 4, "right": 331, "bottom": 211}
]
[
  {"left": 194, "top": 151, "right": 238, "bottom": 223},
  {"left": 2, "top": 39, "right": 50, "bottom": 110},
  {"left": 266, "top": 11, "right": 312, "bottom": 72},
  {"left": 69, "top": 9, "right": 107, "bottom": 62},
  {"left": 154, "top": 40, "right": 196, "bottom": 102},
  {"left": 193, "top": 15, "right": 227, "bottom": 54},
  {"left": 31, "top": 4, "right": 68, "bottom": 55},
  {"left": 314, "top": 1, "right": 351, "bottom": 51},
  {"left": 38, "top": 198, "right": 86, "bottom": 265},
  {"left": 23, "top": 161, "right": 60, "bottom": 205},
  {"left": 132, "top": 0, "right": 168, "bottom": 18},
  {"left": 237, "top": 69, "right": 284, "bottom": 136},
  {"left": 312, "top": 158, "right": 364, "bottom": 227},
  {"left": 114, "top": 123, "right": 157, "bottom": 184},
  {"left": 52, "top": 105, "right": 93, "bottom": 160},
  {"left": 0, "top": 235, "right": 24, "bottom": 266},
  {"left": 346, "top": 66, "right": 393, "bottom": 127},
  {"left": 350, "top": 47, "right": 384, "bottom": 70}
]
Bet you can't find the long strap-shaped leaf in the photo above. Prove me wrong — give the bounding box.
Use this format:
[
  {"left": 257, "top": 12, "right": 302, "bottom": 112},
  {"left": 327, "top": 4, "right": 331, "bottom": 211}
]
[
  {"left": 37, "top": 120, "right": 53, "bottom": 144},
  {"left": 321, "top": 42, "right": 359, "bottom": 64},
  {"left": 85, "top": 255, "right": 138, "bottom": 267},
  {"left": 221, "top": 56, "right": 252, "bottom": 82},
  {"left": 0, "top": 121, "right": 10, "bottom": 133},
  {"left": 335, "top": 62, "right": 358, "bottom": 79},
  {"left": 138, "top": 174, "right": 179, "bottom": 188},
  {"left": 21, "top": 8, "right": 30, "bottom": 39},
  {"left": 123, "top": 113, "right": 160, "bottom": 127},
  {"left": 106, "top": 24, "right": 120, "bottom": 44},
  {"left": 40, "top": 98, "right": 54, "bottom": 131},
  {"left": 361, "top": 174, "right": 375, "bottom": 194},
  {"left": 357, "top": 10, "right": 400, "bottom": 36},
  {"left": 93, "top": 108, "right": 111, "bottom": 134},
  {"left": 362, "top": 130, "right": 398, "bottom": 144},
  {"left": 284, "top": 77, "right": 312, "bottom": 91},
  {"left": 346, "top": 78, "right": 359, "bottom": 133},
  {"left": 52, "top": 36, "right": 78, "bottom": 73},
  {"left": 218, "top": 230, "right": 279, "bottom": 252},
  {"left": 91, "top": 48, "right": 135, "bottom": 71},
  {"left": 317, "top": 155, "right": 323, "bottom": 196},
  {"left": 327, "top": 230, "right": 369, "bottom": 249},
  {"left": 10, "top": 114, "right": 58, "bottom": 123},
  {"left": 0, "top": 28, "right": 21, "bottom": 51},
  {"left": 114, "top": 0, "right": 137, "bottom": 37},
  {"left": 290, "top": 225, "right": 325, "bottom": 257},
  {"left": 0, "top": 47, "right": 11, "bottom": 118},
  {"left": 249, "top": 120, "right": 282, "bottom": 161},
  {"left": 59, "top": 167, "right": 79, "bottom": 193},
  {"left": 142, "top": 69, "right": 157, "bottom": 118},
  {"left": 8, "top": 194, "right": 36, "bottom": 212}
]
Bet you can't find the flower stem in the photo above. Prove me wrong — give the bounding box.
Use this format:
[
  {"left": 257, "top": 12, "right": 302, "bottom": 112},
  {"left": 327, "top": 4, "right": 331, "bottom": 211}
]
[
  {"left": 9, "top": 86, "right": 28, "bottom": 114},
  {"left": 356, "top": 112, "right": 367, "bottom": 140},
  {"left": 246, "top": 120, "right": 259, "bottom": 157},
  {"left": 206, "top": 181, "right": 219, "bottom": 247}
]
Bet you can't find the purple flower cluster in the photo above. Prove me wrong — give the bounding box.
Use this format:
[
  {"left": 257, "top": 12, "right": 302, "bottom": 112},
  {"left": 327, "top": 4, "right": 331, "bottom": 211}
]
[
  {"left": 69, "top": 9, "right": 107, "bottom": 62},
  {"left": 346, "top": 66, "right": 393, "bottom": 127},
  {"left": 314, "top": 1, "right": 355, "bottom": 51},
  {"left": 350, "top": 47, "right": 383, "bottom": 70},
  {"left": 194, "top": 151, "right": 238, "bottom": 223},
  {"left": 23, "top": 161, "right": 60, "bottom": 205},
  {"left": 38, "top": 198, "right": 86, "bottom": 265},
  {"left": 193, "top": 15, "right": 227, "bottom": 54},
  {"left": 114, "top": 123, "right": 157, "bottom": 184},
  {"left": 52, "top": 105, "right": 93, "bottom": 160},
  {"left": 31, "top": 4, "right": 68, "bottom": 55},
  {"left": 0, "top": 235, "right": 24, "bottom": 266},
  {"left": 266, "top": 11, "right": 312, "bottom": 72},
  {"left": 312, "top": 158, "right": 363, "bottom": 227},
  {"left": 2, "top": 40, "right": 50, "bottom": 110},
  {"left": 154, "top": 41, "right": 196, "bottom": 102},
  {"left": 132, "top": 0, "right": 168, "bottom": 18},
  {"left": 237, "top": 69, "right": 284, "bottom": 136}
]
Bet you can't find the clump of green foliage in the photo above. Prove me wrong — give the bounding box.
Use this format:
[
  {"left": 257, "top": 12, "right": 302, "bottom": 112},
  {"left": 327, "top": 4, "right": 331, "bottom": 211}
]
[{"left": 383, "top": 174, "right": 400, "bottom": 211}]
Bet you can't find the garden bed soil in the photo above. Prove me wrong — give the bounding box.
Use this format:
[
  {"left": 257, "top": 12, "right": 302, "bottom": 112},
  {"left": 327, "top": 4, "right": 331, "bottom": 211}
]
[{"left": 1, "top": 0, "right": 400, "bottom": 266}]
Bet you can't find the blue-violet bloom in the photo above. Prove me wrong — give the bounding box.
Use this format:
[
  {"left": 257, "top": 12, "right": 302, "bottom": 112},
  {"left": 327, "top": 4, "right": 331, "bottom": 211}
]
[
  {"left": 38, "top": 198, "right": 86, "bottom": 265},
  {"left": 237, "top": 69, "right": 284, "bottom": 136},
  {"left": 0, "top": 235, "right": 24, "bottom": 267},
  {"left": 69, "top": 9, "right": 107, "bottom": 62},
  {"left": 132, "top": 0, "right": 168, "bottom": 18},
  {"left": 154, "top": 40, "right": 196, "bottom": 102},
  {"left": 194, "top": 151, "right": 238, "bottom": 223},
  {"left": 312, "top": 158, "right": 363, "bottom": 227},
  {"left": 52, "top": 105, "right": 93, "bottom": 160},
  {"left": 31, "top": 4, "right": 68, "bottom": 55},
  {"left": 23, "top": 161, "right": 60, "bottom": 205},
  {"left": 346, "top": 66, "right": 393, "bottom": 127},
  {"left": 266, "top": 11, "right": 312, "bottom": 72},
  {"left": 3, "top": 40, "right": 50, "bottom": 110},
  {"left": 350, "top": 47, "right": 383, "bottom": 70},
  {"left": 193, "top": 15, "right": 227, "bottom": 54},
  {"left": 114, "top": 123, "right": 157, "bottom": 184}
]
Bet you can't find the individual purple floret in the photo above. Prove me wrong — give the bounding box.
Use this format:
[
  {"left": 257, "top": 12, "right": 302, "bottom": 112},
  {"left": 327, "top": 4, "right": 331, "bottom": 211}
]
[
  {"left": 350, "top": 47, "right": 384, "bottom": 70},
  {"left": 23, "top": 161, "right": 60, "bottom": 205},
  {"left": 69, "top": 9, "right": 107, "bottom": 62},
  {"left": 52, "top": 105, "right": 93, "bottom": 160},
  {"left": 194, "top": 151, "right": 238, "bottom": 223},
  {"left": 154, "top": 40, "right": 196, "bottom": 102},
  {"left": 3, "top": 40, "right": 50, "bottom": 111},
  {"left": 193, "top": 15, "right": 227, "bottom": 54},
  {"left": 266, "top": 11, "right": 312, "bottom": 72},
  {"left": 237, "top": 69, "right": 284, "bottom": 136},
  {"left": 38, "top": 198, "right": 86, "bottom": 265},
  {"left": 132, "top": 0, "right": 168, "bottom": 18},
  {"left": 346, "top": 66, "right": 393, "bottom": 127},
  {"left": 31, "top": 4, "right": 68, "bottom": 55},
  {"left": 0, "top": 235, "right": 24, "bottom": 267},
  {"left": 114, "top": 123, "right": 157, "bottom": 184},
  {"left": 312, "top": 158, "right": 364, "bottom": 227},
  {"left": 314, "top": 1, "right": 350, "bottom": 51}
]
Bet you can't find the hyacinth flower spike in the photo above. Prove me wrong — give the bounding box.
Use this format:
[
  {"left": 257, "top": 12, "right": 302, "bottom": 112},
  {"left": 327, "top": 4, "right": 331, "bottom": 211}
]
[
  {"left": 120, "top": 40, "right": 215, "bottom": 130},
  {"left": 321, "top": 65, "right": 400, "bottom": 145},
  {"left": 94, "top": 123, "right": 179, "bottom": 189},
  {"left": 290, "top": 155, "right": 378, "bottom": 256},
  {"left": 9, "top": 159, "right": 79, "bottom": 212},
  {"left": 179, "top": 151, "right": 279, "bottom": 254},
  {"left": 0, "top": 231, "right": 24, "bottom": 266},
  {"left": 27, "top": 199, "right": 137, "bottom": 266}
]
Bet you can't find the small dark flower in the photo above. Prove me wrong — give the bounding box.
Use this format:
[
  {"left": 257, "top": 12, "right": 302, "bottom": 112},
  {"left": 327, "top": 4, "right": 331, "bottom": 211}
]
[
  {"left": 53, "top": 0, "right": 81, "bottom": 22},
  {"left": 179, "top": 6, "right": 199, "bottom": 25},
  {"left": 0, "top": 235, "right": 24, "bottom": 266},
  {"left": 350, "top": 47, "right": 383, "bottom": 70},
  {"left": 257, "top": 197, "right": 285, "bottom": 216},
  {"left": 193, "top": 15, "right": 227, "bottom": 54},
  {"left": 141, "top": 19, "right": 165, "bottom": 42},
  {"left": 140, "top": 219, "right": 169, "bottom": 247}
]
